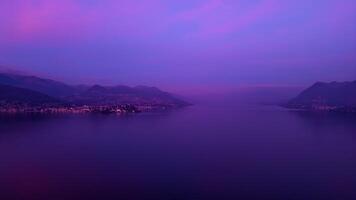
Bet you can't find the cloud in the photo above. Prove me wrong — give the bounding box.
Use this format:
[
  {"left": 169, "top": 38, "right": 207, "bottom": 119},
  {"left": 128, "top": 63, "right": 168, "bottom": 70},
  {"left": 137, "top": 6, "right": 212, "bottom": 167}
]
[
  {"left": 176, "top": 0, "right": 224, "bottom": 20},
  {"left": 0, "top": 0, "right": 355, "bottom": 86},
  {"left": 175, "top": 0, "right": 282, "bottom": 38},
  {"left": 0, "top": 0, "right": 98, "bottom": 42},
  {"left": 0, "top": 0, "right": 169, "bottom": 43},
  {"left": 0, "top": 0, "right": 285, "bottom": 43}
]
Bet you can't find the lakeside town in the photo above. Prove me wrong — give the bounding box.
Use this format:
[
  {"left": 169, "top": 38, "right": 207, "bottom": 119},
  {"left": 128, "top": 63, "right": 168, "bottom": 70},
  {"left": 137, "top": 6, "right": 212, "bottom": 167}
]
[
  {"left": 0, "top": 73, "right": 189, "bottom": 115},
  {"left": 0, "top": 103, "right": 174, "bottom": 115},
  {"left": 286, "top": 104, "right": 356, "bottom": 113}
]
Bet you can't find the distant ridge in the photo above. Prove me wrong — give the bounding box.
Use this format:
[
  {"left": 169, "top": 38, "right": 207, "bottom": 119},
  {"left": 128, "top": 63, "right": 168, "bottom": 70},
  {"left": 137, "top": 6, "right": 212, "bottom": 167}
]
[
  {"left": 66, "top": 85, "right": 189, "bottom": 107},
  {"left": 0, "top": 65, "right": 29, "bottom": 75},
  {"left": 0, "top": 72, "right": 190, "bottom": 109},
  {"left": 0, "top": 84, "right": 61, "bottom": 106},
  {"left": 285, "top": 80, "right": 356, "bottom": 112},
  {"left": 0, "top": 73, "right": 79, "bottom": 97}
]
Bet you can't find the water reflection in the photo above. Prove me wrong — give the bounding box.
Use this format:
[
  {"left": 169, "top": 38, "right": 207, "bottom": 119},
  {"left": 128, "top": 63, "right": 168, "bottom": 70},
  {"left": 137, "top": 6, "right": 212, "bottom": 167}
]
[{"left": 0, "top": 104, "right": 355, "bottom": 200}]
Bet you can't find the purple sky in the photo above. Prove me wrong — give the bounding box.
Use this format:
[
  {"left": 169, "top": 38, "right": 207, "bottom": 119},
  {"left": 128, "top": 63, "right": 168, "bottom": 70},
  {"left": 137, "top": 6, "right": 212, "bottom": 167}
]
[{"left": 0, "top": 0, "right": 355, "bottom": 92}]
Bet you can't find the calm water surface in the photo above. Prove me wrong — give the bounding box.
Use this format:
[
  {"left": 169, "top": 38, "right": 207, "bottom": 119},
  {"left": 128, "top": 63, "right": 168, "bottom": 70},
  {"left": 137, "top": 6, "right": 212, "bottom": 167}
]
[{"left": 0, "top": 102, "right": 356, "bottom": 200}]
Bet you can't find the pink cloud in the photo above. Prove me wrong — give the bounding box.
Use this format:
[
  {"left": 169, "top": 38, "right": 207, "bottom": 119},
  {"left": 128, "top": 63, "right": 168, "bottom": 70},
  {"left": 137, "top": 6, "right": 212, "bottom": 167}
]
[
  {"left": 0, "top": 0, "right": 285, "bottom": 43},
  {"left": 175, "top": 0, "right": 282, "bottom": 39},
  {"left": 176, "top": 0, "right": 224, "bottom": 21},
  {"left": 208, "top": 0, "right": 280, "bottom": 35},
  {"left": 3, "top": 0, "right": 98, "bottom": 42},
  {"left": 1, "top": 0, "right": 168, "bottom": 43}
]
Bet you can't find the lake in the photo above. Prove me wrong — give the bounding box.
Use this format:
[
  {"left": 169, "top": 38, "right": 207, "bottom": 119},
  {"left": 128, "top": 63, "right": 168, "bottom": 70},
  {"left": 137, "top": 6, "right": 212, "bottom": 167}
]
[{"left": 0, "top": 102, "right": 356, "bottom": 200}]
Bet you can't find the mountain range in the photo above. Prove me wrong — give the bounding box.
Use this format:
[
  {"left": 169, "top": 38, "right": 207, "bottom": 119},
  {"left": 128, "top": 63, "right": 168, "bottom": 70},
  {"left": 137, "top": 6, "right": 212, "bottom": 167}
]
[
  {"left": 0, "top": 84, "right": 62, "bottom": 106},
  {"left": 0, "top": 73, "right": 189, "bottom": 109},
  {"left": 0, "top": 73, "right": 80, "bottom": 97},
  {"left": 66, "top": 84, "right": 188, "bottom": 106}
]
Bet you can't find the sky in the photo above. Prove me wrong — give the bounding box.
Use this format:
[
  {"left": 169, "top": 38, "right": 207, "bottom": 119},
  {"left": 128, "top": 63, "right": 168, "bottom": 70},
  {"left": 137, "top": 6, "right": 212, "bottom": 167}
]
[{"left": 0, "top": 0, "right": 355, "bottom": 92}]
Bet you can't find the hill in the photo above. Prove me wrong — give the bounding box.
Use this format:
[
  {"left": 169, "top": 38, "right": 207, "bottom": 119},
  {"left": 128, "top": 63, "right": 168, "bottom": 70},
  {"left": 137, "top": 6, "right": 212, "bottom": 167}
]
[
  {"left": 0, "top": 84, "right": 62, "bottom": 106},
  {"left": 0, "top": 72, "right": 190, "bottom": 109},
  {"left": 0, "top": 73, "right": 80, "bottom": 97},
  {"left": 285, "top": 81, "right": 356, "bottom": 112},
  {"left": 66, "top": 85, "right": 189, "bottom": 107}
]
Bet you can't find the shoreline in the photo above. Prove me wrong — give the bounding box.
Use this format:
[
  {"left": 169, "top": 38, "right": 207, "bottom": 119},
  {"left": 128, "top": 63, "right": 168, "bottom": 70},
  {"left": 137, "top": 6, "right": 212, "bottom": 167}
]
[
  {"left": 0, "top": 104, "right": 186, "bottom": 115},
  {"left": 282, "top": 105, "right": 356, "bottom": 114}
]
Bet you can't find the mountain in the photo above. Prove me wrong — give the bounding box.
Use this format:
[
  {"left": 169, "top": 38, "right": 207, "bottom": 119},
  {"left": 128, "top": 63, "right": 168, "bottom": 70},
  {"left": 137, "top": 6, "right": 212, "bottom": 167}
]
[
  {"left": 0, "top": 72, "right": 190, "bottom": 108},
  {"left": 0, "top": 84, "right": 62, "bottom": 106},
  {"left": 0, "top": 73, "right": 80, "bottom": 97},
  {"left": 66, "top": 85, "right": 190, "bottom": 107},
  {"left": 285, "top": 81, "right": 356, "bottom": 111}
]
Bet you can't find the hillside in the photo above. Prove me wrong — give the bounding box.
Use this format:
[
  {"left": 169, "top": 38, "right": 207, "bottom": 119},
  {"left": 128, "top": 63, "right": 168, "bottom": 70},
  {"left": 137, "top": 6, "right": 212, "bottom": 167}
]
[
  {"left": 285, "top": 81, "right": 356, "bottom": 111},
  {"left": 0, "top": 84, "right": 61, "bottom": 106},
  {"left": 66, "top": 85, "right": 189, "bottom": 107},
  {"left": 0, "top": 72, "right": 190, "bottom": 109},
  {"left": 0, "top": 73, "right": 80, "bottom": 97}
]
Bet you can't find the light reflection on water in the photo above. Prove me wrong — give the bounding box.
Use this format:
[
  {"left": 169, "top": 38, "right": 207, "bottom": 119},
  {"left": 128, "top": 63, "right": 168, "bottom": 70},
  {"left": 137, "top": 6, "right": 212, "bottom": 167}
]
[{"left": 0, "top": 103, "right": 355, "bottom": 200}]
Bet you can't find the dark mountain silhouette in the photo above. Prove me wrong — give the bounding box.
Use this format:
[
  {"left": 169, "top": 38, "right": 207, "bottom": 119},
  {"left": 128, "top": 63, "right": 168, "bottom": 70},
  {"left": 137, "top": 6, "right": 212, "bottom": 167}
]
[
  {"left": 0, "top": 72, "right": 189, "bottom": 108},
  {"left": 285, "top": 81, "right": 356, "bottom": 111},
  {"left": 66, "top": 85, "right": 190, "bottom": 107},
  {"left": 0, "top": 73, "right": 80, "bottom": 97},
  {"left": 0, "top": 84, "right": 62, "bottom": 106}
]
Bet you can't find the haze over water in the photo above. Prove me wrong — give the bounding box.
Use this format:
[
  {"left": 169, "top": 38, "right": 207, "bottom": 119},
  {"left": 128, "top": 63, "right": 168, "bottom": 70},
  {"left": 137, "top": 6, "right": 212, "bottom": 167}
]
[{"left": 1, "top": 98, "right": 355, "bottom": 200}]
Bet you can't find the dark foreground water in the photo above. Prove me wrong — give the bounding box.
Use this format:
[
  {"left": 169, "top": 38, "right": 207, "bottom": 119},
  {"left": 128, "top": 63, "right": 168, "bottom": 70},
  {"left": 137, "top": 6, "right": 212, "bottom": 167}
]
[{"left": 0, "top": 103, "right": 356, "bottom": 200}]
